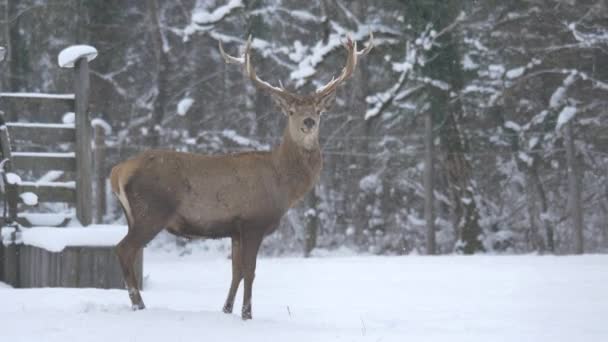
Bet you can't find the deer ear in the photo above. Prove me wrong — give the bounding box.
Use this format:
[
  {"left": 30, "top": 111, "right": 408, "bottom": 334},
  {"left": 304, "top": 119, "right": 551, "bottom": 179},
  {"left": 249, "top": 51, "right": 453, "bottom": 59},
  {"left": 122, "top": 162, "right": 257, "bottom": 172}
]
[
  {"left": 316, "top": 91, "right": 337, "bottom": 114},
  {"left": 270, "top": 93, "right": 293, "bottom": 116}
]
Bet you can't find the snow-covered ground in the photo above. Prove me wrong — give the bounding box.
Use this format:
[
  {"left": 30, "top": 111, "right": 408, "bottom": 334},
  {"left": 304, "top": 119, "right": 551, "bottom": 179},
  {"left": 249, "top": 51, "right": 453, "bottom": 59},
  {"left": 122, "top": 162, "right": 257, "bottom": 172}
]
[{"left": 1, "top": 250, "right": 607, "bottom": 342}]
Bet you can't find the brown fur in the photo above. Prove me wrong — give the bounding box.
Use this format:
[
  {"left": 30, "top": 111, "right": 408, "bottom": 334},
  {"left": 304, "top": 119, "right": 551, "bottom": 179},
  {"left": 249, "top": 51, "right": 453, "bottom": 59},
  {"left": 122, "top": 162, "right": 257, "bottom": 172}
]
[{"left": 111, "top": 120, "right": 321, "bottom": 319}]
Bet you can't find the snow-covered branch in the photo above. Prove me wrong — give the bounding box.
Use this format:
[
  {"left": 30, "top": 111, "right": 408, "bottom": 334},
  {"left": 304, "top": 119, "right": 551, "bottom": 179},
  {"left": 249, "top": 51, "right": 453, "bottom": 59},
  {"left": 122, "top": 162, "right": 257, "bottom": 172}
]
[
  {"left": 289, "top": 27, "right": 375, "bottom": 87},
  {"left": 363, "top": 16, "right": 463, "bottom": 120},
  {"left": 183, "top": 0, "right": 244, "bottom": 40}
]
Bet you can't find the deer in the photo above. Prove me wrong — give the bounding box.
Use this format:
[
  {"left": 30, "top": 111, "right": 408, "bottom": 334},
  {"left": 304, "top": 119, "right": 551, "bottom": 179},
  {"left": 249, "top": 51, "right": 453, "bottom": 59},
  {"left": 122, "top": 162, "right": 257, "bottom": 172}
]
[{"left": 110, "top": 33, "right": 373, "bottom": 320}]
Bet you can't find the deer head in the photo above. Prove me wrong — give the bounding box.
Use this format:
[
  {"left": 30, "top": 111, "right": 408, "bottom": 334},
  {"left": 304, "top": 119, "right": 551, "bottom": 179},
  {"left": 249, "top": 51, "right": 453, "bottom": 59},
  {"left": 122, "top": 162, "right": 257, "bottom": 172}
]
[{"left": 219, "top": 34, "right": 373, "bottom": 149}]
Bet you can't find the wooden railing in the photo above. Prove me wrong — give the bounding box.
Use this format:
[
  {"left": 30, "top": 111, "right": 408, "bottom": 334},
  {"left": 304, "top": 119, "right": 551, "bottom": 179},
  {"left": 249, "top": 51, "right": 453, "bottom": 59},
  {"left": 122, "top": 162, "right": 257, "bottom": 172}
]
[{"left": 0, "top": 51, "right": 95, "bottom": 226}]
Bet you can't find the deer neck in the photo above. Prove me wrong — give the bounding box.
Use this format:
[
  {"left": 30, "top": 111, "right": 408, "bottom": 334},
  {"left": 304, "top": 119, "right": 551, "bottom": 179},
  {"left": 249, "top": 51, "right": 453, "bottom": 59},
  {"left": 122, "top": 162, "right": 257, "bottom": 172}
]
[{"left": 273, "top": 126, "right": 322, "bottom": 207}]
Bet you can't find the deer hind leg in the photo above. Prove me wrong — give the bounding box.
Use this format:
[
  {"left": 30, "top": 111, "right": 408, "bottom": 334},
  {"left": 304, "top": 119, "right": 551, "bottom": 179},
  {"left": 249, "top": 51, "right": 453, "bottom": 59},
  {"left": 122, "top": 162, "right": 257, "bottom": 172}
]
[
  {"left": 223, "top": 234, "right": 243, "bottom": 314},
  {"left": 115, "top": 189, "right": 171, "bottom": 310},
  {"left": 116, "top": 220, "right": 166, "bottom": 310},
  {"left": 240, "top": 231, "right": 264, "bottom": 320},
  {"left": 116, "top": 233, "right": 146, "bottom": 310}
]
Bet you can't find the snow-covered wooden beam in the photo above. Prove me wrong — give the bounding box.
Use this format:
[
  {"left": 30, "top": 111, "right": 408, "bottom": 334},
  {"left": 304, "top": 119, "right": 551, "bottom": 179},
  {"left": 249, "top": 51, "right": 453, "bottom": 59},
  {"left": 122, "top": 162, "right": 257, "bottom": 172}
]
[
  {"left": 183, "top": 0, "right": 244, "bottom": 40},
  {"left": 58, "top": 45, "right": 98, "bottom": 69},
  {"left": 1, "top": 226, "right": 142, "bottom": 289}
]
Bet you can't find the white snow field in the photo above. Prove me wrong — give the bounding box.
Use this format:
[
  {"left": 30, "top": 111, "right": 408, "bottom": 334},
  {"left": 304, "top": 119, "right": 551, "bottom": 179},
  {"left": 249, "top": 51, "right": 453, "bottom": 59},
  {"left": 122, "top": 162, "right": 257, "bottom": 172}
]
[{"left": 1, "top": 251, "right": 607, "bottom": 342}]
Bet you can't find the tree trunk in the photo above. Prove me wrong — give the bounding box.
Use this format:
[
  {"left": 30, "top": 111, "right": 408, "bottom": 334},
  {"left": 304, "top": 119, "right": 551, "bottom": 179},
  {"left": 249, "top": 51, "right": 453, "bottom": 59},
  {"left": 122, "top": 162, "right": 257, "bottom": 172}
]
[
  {"left": 525, "top": 174, "right": 544, "bottom": 252},
  {"left": 2, "top": 0, "right": 9, "bottom": 65},
  {"left": 75, "top": 0, "right": 89, "bottom": 43},
  {"left": 350, "top": 0, "right": 372, "bottom": 248},
  {"left": 530, "top": 165, "right": 554, "bottom": 252},
  {"left": 441, "top": 103, "right": 484, "bottom": 254},
  {"left": 405, "top": 0, "right": 484, "bottom": 254},
  {"left": 564, "top": 121, "right": 584, "bottom": 254},
  {"left": 146, "top": 0, "right": 169, "bottom": 147},
  {"left": 601, "top": 196, "right": 608, "bottom": 250},
  {"left": 424, "top": 111, "right": 436, "bottom": 255},
  {"left": 7, "top": 0, "right": 24, "bottom": 96}
]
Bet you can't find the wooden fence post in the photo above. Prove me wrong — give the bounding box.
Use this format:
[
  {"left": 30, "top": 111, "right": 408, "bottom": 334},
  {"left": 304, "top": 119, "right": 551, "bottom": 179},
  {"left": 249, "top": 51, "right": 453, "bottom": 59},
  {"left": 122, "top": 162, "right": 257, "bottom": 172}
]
[
  {"left": 74, "top": 58, "right": 93, "bottom": 226},
  {"left": 0, "top": 126, "right": 18, "bottom": 224},
  {"left": 94, "top": 125, "right": 106, "bottom": 223}
]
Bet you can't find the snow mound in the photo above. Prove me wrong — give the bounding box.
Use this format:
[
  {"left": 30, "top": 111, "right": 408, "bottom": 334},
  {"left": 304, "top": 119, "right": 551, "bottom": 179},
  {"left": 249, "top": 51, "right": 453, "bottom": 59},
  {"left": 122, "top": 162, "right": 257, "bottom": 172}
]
[
  {"left": 62, "top": 112, "right": 75, "bottom": 124},
  {"left": 177, "top": 98, "right": 194, "bottom": 116},
  {"left": 5, "top": 172, "right": 21, "bottom": 185},
  {"left": 58, "top": 45, "right": 98, "bottom": 68},
  {"left": 20, "top": 212, "right": 74, "bottom": 226},
  {"left": 506, "top": 67, "right": 525, "bottom": 79},
  {"left": 359, "top": 174, "right": 381, "bottom": 193},
  {"left": 556, "top": 106, "right": 577, "bottom": 130},
  {"left": 19, "top": 192, "right": 38, "bottom": 206},
  {"left": 518, "top": 152, "right": 533, "bottom": 166},
  {"left": 488, "top": 64, "right": 505, "bottom": 79},
  {"left": 504, "top": 120, "right": 521, "bottom": 131},
  {"left": 17, "top": 225, "right": 128, "bottom": 252},
  {"left": 549, "top": 73, "right": 577, "bottom": 108}
]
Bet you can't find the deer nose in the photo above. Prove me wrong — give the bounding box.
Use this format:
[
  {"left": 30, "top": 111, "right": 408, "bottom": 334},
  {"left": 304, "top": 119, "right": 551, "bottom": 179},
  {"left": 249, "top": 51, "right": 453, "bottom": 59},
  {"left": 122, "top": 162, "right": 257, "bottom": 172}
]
[{"left": 303, "top": 118, "right": 316, "bottom": 129}]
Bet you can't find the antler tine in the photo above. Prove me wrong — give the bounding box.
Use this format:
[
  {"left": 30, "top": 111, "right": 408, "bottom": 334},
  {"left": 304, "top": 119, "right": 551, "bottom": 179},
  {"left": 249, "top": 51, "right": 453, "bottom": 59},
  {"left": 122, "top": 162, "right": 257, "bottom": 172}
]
[
  {"left": 219, "top": 36, "right": 291, "bottom": 97},
  {"left": 218, "top": 40, "right": 244, "bottom": 65},
  {"left": 316, "top": 32, "right": 373, "bottom": 97},
  {"left": 358, "top": 32, "right": 374, "bottom": 56}
]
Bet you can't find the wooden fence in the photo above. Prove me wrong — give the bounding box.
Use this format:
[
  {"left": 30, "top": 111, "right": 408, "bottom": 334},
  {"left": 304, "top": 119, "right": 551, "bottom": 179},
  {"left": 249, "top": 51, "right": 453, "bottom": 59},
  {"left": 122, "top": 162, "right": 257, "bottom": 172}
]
[
  {"left": 0, "top": 47, "right": 142, "bottom": 289},
  {"left": 0, "top": 59, "right": 93, "bottom": 226},
  {"left": 1, "top": 244, "right": 142, "bottom": 289}
]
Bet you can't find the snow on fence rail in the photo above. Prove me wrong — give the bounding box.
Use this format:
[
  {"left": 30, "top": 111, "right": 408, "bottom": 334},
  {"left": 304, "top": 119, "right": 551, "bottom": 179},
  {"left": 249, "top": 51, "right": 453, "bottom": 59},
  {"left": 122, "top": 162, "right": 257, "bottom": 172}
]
[
  {"left": 7, "top": 122, "right": 75, "bottom": 129},
  {"left": 0, "top": 92, "right": 75, "bottom": 100},
  {"left": 11, "top": 152, "right": 76, "bottom": 158},
  {"left": 19, "top": 181, "right": 77, "bottom": 189}
]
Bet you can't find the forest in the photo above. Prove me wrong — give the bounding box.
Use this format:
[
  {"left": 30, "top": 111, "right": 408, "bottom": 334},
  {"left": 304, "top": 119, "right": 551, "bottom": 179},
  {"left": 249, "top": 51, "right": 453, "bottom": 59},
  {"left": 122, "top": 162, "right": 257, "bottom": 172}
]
[{"left": 1, "top": 0, "right": 607, "bottom": 256}]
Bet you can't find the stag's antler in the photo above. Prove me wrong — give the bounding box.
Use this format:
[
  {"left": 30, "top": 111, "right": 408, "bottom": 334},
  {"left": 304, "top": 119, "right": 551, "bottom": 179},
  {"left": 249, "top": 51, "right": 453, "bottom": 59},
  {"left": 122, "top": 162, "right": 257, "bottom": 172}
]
[
  {"left": 219, "top": 36, "right": 295, "bottom": 100},
  {"left": 315, "top": 32, "right": 373, "bottom": 98},
  {"left": 219, "top": 33, "right": 373, "bottom": 101}
]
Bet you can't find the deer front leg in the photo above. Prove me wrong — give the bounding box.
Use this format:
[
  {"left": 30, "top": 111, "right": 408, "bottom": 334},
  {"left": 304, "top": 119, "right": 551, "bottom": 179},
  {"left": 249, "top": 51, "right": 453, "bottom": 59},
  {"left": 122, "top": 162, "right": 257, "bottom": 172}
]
[
  {"left": 240, "top": 232, "right": 263, "bottom": 320},
  {"left": 223, "top": 235, "right": 242, "bottom": 314}
]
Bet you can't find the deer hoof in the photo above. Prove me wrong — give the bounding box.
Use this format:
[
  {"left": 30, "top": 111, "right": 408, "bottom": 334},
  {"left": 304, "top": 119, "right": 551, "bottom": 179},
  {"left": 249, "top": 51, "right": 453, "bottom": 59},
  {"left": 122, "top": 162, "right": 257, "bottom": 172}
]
[
  {"left": 131, "top": 302, "right": 146, "bottom": 311},
  {"left": 222, "top": 304, "right": 233, "bottom": 314}
]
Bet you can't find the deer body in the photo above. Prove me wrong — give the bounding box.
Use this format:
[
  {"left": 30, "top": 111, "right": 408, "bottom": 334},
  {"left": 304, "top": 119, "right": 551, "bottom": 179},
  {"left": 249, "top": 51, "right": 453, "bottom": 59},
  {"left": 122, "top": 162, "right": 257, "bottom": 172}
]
[
  {"left": 111, "top": 33, "right": 372, "bottom": 319},
  {"left": 112, "top": 130, "right": 321, "bottom": 240}
]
